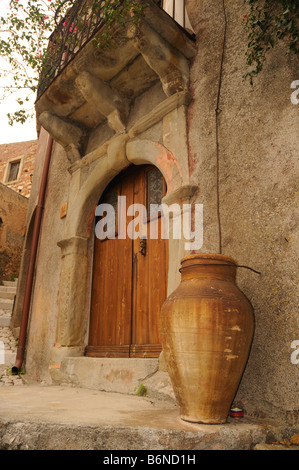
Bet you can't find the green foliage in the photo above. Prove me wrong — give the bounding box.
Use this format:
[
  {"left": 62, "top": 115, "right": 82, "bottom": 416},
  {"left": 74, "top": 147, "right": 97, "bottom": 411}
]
[
  {"left": 5, "top": 365, "right": 25, "bottom": 376},
  {"left": 93, "top": 0, "right": 147, "bottom": 49},
  {"left": 243, "top": 0, "right": 299, "bottom": 83},
  {"left": 0, "top": 0, "right": 72, "bottom": 124},
  {"left": 0, "top": 0, "right": 147, "bottom": 125},
  {"left": 136, "top": 383, "right": 147, "bottom": 396}
]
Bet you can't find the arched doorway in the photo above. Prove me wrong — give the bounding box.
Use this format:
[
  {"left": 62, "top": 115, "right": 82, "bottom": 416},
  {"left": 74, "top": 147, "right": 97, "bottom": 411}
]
[{"left": 85, "top": 164, "right": 168, "bottom": 358}]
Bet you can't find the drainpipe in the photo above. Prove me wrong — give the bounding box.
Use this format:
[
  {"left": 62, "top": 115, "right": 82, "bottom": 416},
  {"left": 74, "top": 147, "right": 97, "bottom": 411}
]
[{"left": 12, "top": 134, "right": 54, "bottom": 374}]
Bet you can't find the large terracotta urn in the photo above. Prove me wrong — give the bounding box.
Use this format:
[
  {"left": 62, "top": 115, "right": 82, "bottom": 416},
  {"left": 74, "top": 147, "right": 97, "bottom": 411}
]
[{"left": 159, "top": 254, "right": 255, "bottom": 424}]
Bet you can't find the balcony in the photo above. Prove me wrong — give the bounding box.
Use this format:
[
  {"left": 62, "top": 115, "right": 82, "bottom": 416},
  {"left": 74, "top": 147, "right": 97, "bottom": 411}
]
[{"left": 35, "top": 0, "right": 196, "bottom": 160}]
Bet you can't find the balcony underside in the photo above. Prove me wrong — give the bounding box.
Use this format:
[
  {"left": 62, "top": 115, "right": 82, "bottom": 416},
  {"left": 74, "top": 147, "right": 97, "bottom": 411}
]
[{"left": 35, "top": 1, "right": 196, "bottom": 159}]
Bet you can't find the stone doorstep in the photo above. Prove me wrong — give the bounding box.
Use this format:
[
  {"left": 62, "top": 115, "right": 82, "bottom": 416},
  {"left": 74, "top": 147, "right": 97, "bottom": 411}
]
[
  {"left": 0, "top": 384, "right": 294, "bottom": 451},
  {"left": 57, "top": 356, "right": 167, "bottom": 398},
  {"left": 56, "top": 357, "right": 177, "bottom": 403}
]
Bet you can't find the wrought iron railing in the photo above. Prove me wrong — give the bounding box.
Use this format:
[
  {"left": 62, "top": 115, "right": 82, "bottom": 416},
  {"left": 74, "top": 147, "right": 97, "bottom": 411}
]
[
  {"left": 37, "top": 0, "right": 192, "bottom": 101},
  {"left": 37, "top": 0, "right": 112, "bottom": 99}
]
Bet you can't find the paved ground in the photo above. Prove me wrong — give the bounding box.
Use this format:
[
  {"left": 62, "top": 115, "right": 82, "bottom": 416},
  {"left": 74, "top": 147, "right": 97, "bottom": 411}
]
[{"left": 0, "top": 382, "right": 298, "bottom": 451}]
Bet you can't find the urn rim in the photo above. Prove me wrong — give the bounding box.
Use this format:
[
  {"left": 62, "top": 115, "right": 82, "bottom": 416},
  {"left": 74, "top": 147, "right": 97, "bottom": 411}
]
[{"left": 181, "top": 253, "right": 237, "bottom": 267}]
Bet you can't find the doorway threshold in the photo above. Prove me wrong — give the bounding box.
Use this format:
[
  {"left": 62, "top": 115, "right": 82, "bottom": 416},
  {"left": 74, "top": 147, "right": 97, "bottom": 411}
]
[{"left": 55, "top": 356, "right": 175, "bottom": 402}]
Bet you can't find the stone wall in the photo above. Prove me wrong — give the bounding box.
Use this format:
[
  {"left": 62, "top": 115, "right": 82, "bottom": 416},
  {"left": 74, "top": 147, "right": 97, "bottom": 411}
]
[
  {"left": 0, "top": 140, "right": 37, "bottom": 198},
  {"left": 186, "top": 0, "right": 298, "bottom": 421},
  {"left": 0, "top": 184, "right": 28, "bottom": 282}
]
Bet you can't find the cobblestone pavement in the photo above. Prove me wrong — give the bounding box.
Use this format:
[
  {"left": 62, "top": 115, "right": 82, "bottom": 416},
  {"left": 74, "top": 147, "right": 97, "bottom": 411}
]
[
  {"left": 0, "top": 279, "right": 23, "bottom": 386},
  {"left": 0, "top": 326, "right": 23, "bottom": 386}
]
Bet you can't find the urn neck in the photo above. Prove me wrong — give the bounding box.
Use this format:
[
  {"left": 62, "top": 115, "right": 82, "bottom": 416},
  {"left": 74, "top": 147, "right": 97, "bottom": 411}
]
[{"left": 179, "top": 254, "right": 237, "bottom": 282}]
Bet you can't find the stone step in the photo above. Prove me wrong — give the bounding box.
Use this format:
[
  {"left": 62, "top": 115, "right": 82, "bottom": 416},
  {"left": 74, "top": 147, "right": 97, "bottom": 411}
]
[
  {"left": 0, "top": 328, "right": 17, "bottom": 367},
  {"left": 0, "top": 384, "right": 292, "bottom": 450},
  {"left": 0, "top": 350, "right": 16, "bottom": 367},
  {"left": 0, "top": 286, "right": 17, "bottom": 293},
  {"left": 0, "top": 299, "right": 14, "bottom": 311},
  {"left": 0, "top": 317, "right": 11, "bottom": 327},
  {"left": 0, "top": 291, "right": 16, "bottom": 300},
  {"left": 2, "top": 280, "right": 18, "bottom": 287}
]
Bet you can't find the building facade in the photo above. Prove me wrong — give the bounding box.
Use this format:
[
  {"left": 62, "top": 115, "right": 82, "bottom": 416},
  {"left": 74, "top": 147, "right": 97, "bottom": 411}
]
[
  {"left": 11, "top": 0, "right": 299, "bottom": 424},
  {"left": 0, "top": 140, "right": 37, "bottom": 199},
  {"left": 0, "top": 140, "right": 37, "bottom": 281}
]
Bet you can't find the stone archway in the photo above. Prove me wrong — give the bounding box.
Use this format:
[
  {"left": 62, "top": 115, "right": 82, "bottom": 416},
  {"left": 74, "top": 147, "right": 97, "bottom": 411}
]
[{"left": 49, "top": 135, "right": 197, "bottom": 376}]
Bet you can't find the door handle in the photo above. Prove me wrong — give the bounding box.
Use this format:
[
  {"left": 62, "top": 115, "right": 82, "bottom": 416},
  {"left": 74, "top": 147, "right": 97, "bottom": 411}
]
[{"left": 139, "top": 238, "right": 147, "bottom": 256}]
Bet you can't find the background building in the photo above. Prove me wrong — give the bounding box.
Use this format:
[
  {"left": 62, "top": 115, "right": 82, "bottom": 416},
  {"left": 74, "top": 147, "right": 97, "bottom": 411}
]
[{"left": 0, "top": 140, "right": 37, "bottom": 281}]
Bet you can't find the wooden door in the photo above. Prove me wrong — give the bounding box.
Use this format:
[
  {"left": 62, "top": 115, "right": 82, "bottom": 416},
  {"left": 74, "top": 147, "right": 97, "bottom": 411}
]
[{"left": 86, "top": 165, "right": 168, "bottom": 358}]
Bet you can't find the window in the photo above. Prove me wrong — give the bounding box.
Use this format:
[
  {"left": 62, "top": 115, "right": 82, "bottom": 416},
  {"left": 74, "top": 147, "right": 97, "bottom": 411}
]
[
  {"left": 146, "top": 166, "right": 164, "bottom": 214},
  {"left": 7, "top": 161, "right": 21, "bottom": 182},
  {"left": 3, "top": 156, "right": 23, "bottom": 184},
  {"left": 161, "top": 0, "right": 195, "bottom": 34}
]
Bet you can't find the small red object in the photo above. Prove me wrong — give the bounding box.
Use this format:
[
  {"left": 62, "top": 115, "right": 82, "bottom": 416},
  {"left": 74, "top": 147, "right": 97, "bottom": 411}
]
[{"left": 230, "top": 408, "right": 244, "bottom": 418}]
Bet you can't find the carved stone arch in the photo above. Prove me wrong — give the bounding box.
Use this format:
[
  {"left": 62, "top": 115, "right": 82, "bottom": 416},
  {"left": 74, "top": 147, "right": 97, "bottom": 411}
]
[
  {"left": 126, "top": 139, "right": 184, "bottom": 195},
  {"left": 65, "top": 137, "right": 189, "bottom": 241}
]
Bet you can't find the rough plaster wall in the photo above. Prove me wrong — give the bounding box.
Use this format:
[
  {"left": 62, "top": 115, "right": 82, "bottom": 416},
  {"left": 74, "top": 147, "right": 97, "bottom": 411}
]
[
  {"left": 187, "top": 0, "right": 298, "bottom": 419},
  {"left": 24, "top": 137, "right": 71, "bottom": 383}
]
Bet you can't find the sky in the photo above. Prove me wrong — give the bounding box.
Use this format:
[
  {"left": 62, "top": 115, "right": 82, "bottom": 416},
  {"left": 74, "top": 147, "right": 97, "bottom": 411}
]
[{"left": 0, "top": 0, "right": 38, "bottom": 144}]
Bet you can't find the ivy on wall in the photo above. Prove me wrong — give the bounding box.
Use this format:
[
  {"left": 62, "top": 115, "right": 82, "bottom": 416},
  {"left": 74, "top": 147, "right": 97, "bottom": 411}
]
[{"left": 243, "top": 0, "right": 299, "bottom": 83}]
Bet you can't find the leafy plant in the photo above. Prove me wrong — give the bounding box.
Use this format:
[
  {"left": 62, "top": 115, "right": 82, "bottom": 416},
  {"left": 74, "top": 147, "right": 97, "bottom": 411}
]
[
  {"left": 0, "top": 0, "right": 72, "bottom": 124},
  {"left": 0, "top": 0, "right": 147, "bottom": 125},
  {"left": 5, "top": 365, "right": 25, "bottom": 376},
  {"left": 243, "top": 0, "right": 299, "bottom": 83},
  {"left": 136, "top": 383, "right": 147, "bottom": 396}
]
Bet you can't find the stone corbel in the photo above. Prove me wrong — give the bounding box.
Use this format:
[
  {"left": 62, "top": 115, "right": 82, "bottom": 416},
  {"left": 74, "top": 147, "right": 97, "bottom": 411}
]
[
  {"left": 127, "top": 21, "right": 190, "bottom": 96},
  {"left": 75, "top": 71, "right": 129, "bottom": 134},
  {"left": 38, "top": 111, "right": 83, "bottom": 163}
]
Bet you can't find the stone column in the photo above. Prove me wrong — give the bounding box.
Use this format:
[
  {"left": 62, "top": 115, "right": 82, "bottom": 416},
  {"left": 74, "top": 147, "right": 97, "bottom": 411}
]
[{"left": 49, "top": 236, "right": 89, "bottom": 380}]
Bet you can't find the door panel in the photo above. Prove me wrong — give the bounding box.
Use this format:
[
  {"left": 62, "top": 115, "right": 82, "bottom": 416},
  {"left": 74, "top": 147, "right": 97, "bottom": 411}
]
[{"left": 86, "top": 165, "right": 167, "bottom": 358}]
